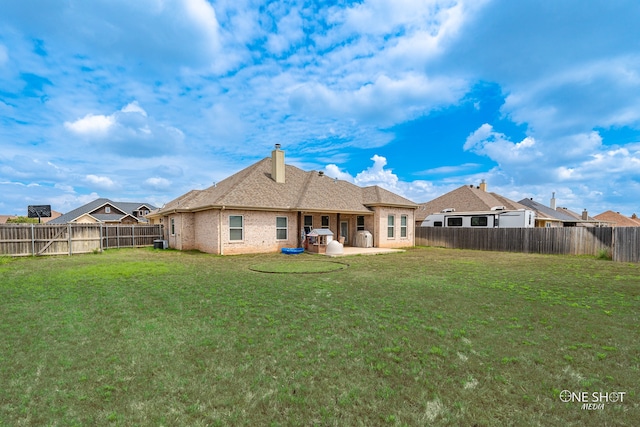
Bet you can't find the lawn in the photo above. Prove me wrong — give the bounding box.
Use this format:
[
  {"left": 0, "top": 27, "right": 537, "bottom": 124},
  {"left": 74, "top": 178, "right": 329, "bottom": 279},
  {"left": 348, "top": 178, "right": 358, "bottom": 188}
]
[{"left": 0, "top": 247, "right": 638, "bottom": 426}]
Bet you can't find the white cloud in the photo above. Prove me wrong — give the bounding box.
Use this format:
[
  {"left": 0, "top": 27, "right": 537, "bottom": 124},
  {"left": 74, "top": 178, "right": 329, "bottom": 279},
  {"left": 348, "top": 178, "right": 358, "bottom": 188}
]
[
  {"left": 183, "top": 0, "right": 220, "bottom": 51},
  {"left": 64, "top": 114, "right": 115, "bottom": 135},
  {"left": 289, "top": 73, "right": 468, "bottom": 127},
  {"left": 85, "top": 174, "right": 117, "bottom": 190},
  {"left": 64, "top": 102, "right": 184, "bottom": 157},
  {"left": 121, "top": 101, "right": 147, "bottom": 117},
  {"left": 266, "top": 8, "right": 304, "bottom": 55},
  {"left": 354, "top": 155, "right": 399, "bottom": 187},
  {"left": 464, "top": 123, "right": 540, "bottom": 165},
  {"left": 324, "top": 164, "right": 355, "bottom": 183},
  {"left": 144, "top": 177, "right": 171, "bottom": 191}
]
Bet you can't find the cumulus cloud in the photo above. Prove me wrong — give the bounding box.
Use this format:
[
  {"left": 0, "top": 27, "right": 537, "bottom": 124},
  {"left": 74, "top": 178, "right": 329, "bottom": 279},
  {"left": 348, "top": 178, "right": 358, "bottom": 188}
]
[
  {"left": 325, "top": 154, "right": 436, "bottom": 202},
  {"left": 64, "top": 102, "right": 184, "bottom": 157},
  {"left": 85, "top": 174, "right": 117, "bottom": 190},
  {"left": 64, "top": 114, "right": 114, "bottom": 135},
  {"left": 464, "top": 123, "right": 540, "bottom": 165},
  {"left": 144, "top": 177, "right": 171, "bottom": 191}
]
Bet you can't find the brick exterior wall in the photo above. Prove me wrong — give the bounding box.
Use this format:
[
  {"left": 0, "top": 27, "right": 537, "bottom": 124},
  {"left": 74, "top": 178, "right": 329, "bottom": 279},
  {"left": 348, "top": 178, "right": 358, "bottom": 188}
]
[
  {"left": 222, "top": 210, "right": 298, "bottom": 255},
  {"left": 165, "top": 207, "right": 415, "bottom": 254},
  {"left": 373, "top": 207, "right": 415, "bottom": 248}
]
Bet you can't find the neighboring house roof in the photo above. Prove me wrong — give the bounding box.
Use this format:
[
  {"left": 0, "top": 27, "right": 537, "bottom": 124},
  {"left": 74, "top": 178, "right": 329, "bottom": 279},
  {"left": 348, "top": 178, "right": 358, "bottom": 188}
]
[
  {"left": 154, "top": 157, "right": 417, "bottom": 216},
  {"left": 556, "top": 207, "right": 605, "bottom": 227},
  {"left": 594, "top": 210, "right": 640, "bottom": 227},
  {"left": 40, "top": 210, "right": 63, "bottom": 223},
  {"left": 416, "top": 183, "right": 528, "bottom": 222},
  {"left": 49, "top": 198, "right": 157, "bottom": 224},
  {"left": 517, "top": 198, "right": 577, "bottom": 222},
  {"left": 0, "top": 215, "right": 17, "bottom": 224}
]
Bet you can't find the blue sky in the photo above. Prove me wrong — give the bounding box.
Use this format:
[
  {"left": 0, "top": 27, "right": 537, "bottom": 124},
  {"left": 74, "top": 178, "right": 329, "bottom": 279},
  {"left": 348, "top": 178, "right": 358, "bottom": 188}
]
[{"left": 2, "top": 0, "right": 640, "bottom": 217}]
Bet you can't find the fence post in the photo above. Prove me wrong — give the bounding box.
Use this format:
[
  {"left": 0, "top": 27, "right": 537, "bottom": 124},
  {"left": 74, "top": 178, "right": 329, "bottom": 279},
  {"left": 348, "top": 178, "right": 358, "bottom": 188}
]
[
  {"left": 611, "top": 227, "right": 616, "bottom": 262},
  {"left": 132, "top": 225, "right": 135, "bottom": 247},
  {"left": 68, "top": 223, "right": 72, "bottom": 256},
  {"left": 100, "top": 223, "right": 103, "bottom": 252},
  {"left": 31, "top": 224, "right": 35, "bottom": 256}
]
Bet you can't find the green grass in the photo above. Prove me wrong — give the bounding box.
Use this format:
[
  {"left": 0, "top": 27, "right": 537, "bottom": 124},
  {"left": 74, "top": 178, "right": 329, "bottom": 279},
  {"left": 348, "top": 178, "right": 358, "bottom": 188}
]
[{"left": 0, "top": 247, "right": 638, "bottom": 426}]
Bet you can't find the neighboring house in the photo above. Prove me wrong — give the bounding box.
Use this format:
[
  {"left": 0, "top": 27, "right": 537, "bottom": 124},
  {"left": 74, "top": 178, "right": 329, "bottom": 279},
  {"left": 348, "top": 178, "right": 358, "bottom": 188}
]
[
  {"left": 518, "top": 194, "right": 607, "bottom": 227},
  {"left": 49, "top": 199, "right": 156, "bottom": 224},
  {"left": 0, "top": 215, "right": 17, "bottom": 224},
  {"left": 148, "top": 145, "right": 417, "bottom": 255},
  {"left": 41, "top": 210, "right": 63, "bottom": 223},
  {"left": 594, "top": 210, "right": 640, "bottom": 227},
  {"left": 416, "top": 180, "right": 530, "bottom": 226}
]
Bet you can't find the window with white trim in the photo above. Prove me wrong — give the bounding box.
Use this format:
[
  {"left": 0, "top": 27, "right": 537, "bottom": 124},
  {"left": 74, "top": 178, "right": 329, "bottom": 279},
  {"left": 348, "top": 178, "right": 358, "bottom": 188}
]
[
  {"left": 229, "top": 215, "right": 244, "bottom": 241},
  {"left": 105, "top": 206, "right": 111, "bottom": 213},
  {"left": 321, "top": 215, "right": 329, "bottom": 228},
  {"left": 400, "top": 215, "right": 408, "bottom": 237},
  {"left": 357, "top": 215, "right": 365, "bottom": 231},
  {"left": 276, "top": 216, "right": 288, "bottom": 240},
  {"left": 387, "top": 215, "right": 395, "bottom": 238}
]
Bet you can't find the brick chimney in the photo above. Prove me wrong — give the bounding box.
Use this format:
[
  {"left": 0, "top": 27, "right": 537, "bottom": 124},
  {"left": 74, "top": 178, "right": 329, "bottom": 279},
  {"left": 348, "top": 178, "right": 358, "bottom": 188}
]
[
  {"left": 582, "top": 209, "right": 589, "bottom": 220},
  {"left": 271, "top": 144, "right": 285, "bottom": 183},
  {"left": 479, "top": 179, "right": 487, "bottom": 192}
]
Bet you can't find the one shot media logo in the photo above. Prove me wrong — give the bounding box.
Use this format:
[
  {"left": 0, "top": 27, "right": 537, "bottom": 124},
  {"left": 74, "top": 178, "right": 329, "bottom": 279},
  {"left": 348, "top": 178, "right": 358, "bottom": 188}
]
[{"left": 559, "top": 390, "right": 627, "bottom": 410}]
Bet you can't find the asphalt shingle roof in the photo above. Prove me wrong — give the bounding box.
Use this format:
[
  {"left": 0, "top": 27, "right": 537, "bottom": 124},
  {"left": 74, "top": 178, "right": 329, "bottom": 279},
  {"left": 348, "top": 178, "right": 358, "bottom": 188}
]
[
  {"left": 517, "top": 198, "right": 582, "bottom": 222},
  {"left": 415, "top": 184, "right": 528, "bottom": 222},
  {"left": 594, "top": 210, "right": 640, "bottom": 227},
  {"left": 156, "top": 157, "right": 417, "bottom": 215},
  {"left": 49, "top": 198, "right": 156, "bottom": 224}
]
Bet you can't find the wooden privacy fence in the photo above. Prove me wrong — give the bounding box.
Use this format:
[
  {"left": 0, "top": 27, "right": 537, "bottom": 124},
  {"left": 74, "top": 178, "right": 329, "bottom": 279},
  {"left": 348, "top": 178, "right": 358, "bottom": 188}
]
[
  {"left": 0, "top": 224, "right": 164, "bottom": 257},
  {"left": 416, "top": 227, "right": 640, "bottom": 263}
]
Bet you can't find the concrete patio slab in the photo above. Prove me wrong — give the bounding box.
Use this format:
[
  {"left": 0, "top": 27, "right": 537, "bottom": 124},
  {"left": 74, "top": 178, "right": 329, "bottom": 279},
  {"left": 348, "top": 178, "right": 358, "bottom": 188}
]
[{"left": 323, "top": 247, "right": 405, "bottom": 257}]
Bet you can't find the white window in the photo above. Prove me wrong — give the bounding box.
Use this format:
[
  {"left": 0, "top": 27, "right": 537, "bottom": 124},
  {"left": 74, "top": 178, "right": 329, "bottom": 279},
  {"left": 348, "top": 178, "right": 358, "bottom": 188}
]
[
  {"left": 276, "top": 216, "right": 288, "bottom": 240},
  {"left": 229, "top": 215, "right": 243, "bottom": 241},
  {"left": 400, "top": 215, "right": 408, "bottom": 237},
  {"left": 105, "top": 206, "right": 111, "bottom": 213},
  {"left": 387, "top": 215, "right": 395, "bottom": 238}
]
